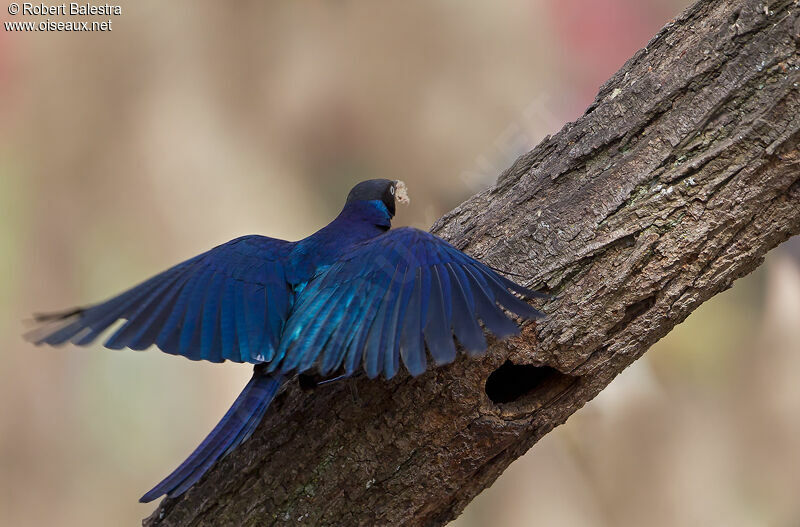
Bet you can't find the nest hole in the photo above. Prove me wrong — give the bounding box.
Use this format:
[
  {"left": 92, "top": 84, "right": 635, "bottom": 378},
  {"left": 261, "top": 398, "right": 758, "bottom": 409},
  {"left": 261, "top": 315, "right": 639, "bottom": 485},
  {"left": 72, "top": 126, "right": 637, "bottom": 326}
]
[{"left": 485, "top": 360, "right": 565, "bottom": 404}]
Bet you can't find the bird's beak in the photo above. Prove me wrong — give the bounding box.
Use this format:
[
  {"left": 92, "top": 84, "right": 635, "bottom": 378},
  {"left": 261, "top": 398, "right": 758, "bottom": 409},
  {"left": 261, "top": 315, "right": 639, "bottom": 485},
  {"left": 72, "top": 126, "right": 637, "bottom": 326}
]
[{"left": 395, "top": 180, "right": 410, "bottom": 205}]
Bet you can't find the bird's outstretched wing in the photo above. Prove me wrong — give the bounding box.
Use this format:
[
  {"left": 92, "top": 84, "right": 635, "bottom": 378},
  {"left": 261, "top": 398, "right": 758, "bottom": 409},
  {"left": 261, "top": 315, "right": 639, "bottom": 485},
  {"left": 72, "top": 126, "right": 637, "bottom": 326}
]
[
  {"left": 27, "top": 236, "right": 293, "bottom": 364},
  {"left": 272, "top": 227, "right": 547, "bottom": 379}
]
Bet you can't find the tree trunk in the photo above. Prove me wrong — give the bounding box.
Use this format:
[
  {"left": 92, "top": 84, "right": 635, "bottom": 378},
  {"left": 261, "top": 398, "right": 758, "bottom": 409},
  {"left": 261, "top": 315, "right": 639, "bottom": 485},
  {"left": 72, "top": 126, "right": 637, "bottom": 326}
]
[{"left": 145, "top": 0, "right": 800, "bottom": 524}]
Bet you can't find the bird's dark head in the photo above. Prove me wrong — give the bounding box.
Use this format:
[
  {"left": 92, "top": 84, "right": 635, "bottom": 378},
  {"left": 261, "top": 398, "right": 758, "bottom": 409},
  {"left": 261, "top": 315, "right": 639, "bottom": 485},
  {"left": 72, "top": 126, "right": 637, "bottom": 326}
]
[{"left": 346, "top": 179, "right": 410, "bottom": 218}]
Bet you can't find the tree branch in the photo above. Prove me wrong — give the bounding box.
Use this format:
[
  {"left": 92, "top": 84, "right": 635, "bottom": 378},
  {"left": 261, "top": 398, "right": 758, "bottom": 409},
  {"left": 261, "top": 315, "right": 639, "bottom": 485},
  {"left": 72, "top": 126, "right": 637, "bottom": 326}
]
[{"left": 145, "top": 0, "right": 800, "bottom": 524}]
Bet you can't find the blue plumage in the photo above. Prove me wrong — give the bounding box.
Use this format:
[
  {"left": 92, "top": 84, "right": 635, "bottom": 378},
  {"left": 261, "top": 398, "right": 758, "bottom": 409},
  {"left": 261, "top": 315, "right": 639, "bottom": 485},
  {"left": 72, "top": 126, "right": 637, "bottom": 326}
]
[
  {"left": 138, "top": 370, "right": 282, "bottom": 503},
  {"left": 27, "top": 179, "right": 547, "bottom": 503}
]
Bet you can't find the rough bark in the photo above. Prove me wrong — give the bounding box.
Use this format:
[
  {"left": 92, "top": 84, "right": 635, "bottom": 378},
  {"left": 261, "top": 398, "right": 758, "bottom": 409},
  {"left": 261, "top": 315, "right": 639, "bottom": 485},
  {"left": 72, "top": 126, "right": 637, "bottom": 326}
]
[{"left": 145, "top": 0, "right": 800, "bottom": 525}]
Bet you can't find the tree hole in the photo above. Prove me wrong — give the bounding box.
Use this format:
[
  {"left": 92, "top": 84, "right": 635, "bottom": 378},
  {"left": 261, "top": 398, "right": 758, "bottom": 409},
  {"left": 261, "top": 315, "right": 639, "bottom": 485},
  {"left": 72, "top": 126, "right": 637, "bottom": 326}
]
[{"left": 485, "top": 360, "right": 564, "bottom": 404}]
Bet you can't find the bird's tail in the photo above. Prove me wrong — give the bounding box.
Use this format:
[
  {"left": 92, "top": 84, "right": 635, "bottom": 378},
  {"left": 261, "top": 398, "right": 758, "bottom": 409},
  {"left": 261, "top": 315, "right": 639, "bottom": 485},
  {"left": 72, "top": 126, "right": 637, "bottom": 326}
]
[{"left": 139, "top": 369, "right": 283, "bottom": 503}]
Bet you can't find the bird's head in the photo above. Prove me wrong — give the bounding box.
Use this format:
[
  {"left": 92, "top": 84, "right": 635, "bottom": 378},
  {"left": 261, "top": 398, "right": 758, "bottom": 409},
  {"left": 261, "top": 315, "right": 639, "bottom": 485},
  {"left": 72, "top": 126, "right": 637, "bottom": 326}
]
[{"left": 346, "top": 179, "right": 410, "bottom": 218}]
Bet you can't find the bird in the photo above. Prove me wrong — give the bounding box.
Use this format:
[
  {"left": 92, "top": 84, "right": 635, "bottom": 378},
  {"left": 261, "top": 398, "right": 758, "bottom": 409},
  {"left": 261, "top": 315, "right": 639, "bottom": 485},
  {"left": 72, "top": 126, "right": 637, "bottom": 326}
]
[{"left": 26, "top": 179, "right": 548, "bottom": 503}]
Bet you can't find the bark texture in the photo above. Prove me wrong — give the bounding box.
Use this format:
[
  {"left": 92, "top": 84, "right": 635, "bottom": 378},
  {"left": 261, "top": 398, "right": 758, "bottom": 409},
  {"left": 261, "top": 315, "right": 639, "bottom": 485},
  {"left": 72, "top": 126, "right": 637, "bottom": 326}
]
[{"left": 145, "top": 0, "right": 800, "bottom": 524}]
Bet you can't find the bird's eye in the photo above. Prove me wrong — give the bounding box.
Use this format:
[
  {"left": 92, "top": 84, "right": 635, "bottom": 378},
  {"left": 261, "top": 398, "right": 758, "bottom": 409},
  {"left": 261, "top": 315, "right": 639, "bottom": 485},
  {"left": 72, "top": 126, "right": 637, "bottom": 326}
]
[{"left": 390, "top": 186, "right": 395, "bottom": 195}]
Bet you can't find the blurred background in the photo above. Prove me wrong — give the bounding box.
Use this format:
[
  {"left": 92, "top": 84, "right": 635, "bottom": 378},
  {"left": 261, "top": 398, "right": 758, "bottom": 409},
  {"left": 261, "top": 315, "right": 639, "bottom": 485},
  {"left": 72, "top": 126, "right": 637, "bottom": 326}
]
[{"left": 1, "top": 1, "right": 798, "bottom": 525}]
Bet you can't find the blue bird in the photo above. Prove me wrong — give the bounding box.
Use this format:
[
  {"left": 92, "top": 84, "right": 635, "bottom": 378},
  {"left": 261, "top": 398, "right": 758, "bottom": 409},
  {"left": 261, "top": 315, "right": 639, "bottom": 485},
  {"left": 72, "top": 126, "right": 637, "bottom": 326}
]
[{"left": 27, "top": 179, "right": 547, "bottom": 503}]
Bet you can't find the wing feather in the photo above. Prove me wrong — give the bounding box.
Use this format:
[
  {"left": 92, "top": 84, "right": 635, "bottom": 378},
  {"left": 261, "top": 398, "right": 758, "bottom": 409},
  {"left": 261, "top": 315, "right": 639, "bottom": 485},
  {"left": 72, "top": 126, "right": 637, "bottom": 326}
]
[
  {"left": 277, "top": 227, "right": 545, "bottom": 379},
  {"left": 28, "top": 236, "right": 293, "bottom": 364}
]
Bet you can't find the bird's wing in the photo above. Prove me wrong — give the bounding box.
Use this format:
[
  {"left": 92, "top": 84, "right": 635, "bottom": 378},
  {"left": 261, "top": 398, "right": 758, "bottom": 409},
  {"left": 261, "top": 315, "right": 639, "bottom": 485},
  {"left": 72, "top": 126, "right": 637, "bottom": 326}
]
[
  {"left": 27, "top": 236, "right": 293, "bottom": 364},
  {"left": 272, "top": 227, "right": 547, "bottom": 379}
]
